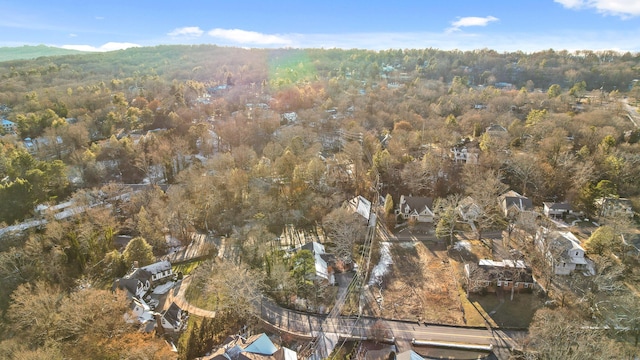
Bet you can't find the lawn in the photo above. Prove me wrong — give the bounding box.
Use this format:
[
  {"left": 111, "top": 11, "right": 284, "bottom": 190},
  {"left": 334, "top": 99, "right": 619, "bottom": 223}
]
[
  {"left": 469, "top": 291, "right": 544, "bottom": 328},
  {"left": 172, "top": 258, "right": 205, "bottom": 276}
]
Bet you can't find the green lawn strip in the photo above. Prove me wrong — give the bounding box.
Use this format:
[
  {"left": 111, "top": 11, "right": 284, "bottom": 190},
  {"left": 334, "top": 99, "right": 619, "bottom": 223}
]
[
  {"left": 471, "top": 293, "right": 541, "bottom": 328},
  {"left": 449, "top": 258, "right": 488, "bottom": 327},
  {"left": 172, "top": 258, "right": 205, "bottom": 276}
]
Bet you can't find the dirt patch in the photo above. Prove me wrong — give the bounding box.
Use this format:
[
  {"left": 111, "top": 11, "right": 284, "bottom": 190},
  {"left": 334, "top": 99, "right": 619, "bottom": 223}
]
[{"left": 364, "top": 241, "right": 465, "bottom": 325}]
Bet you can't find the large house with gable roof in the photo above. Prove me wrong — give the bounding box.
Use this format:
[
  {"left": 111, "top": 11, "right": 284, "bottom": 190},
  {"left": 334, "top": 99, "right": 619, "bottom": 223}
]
[{"left": 396, "top": 195, "right": 435, "bottom": 223}]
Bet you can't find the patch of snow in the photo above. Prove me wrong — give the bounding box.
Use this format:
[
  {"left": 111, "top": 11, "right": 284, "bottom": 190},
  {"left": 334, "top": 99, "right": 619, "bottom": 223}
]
[
  {"left": 453, "top": 240, "right": 471, "bottom": 252},
  {"left": 368, "top": 242, "right": 393, "bottom": 286}
]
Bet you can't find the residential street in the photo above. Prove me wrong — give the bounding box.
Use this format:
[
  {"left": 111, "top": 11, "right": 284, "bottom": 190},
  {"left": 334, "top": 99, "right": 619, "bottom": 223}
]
[{"left": 166, "top": 269, "right": 523, "bottom": 359}]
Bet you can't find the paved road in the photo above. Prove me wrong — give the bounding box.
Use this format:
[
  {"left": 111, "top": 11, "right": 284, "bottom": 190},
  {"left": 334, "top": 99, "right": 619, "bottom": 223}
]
[
  {"left": 259, "top": 297, "right": 522, "bottom": 357},
  {"left": 164, "top": 223, "right": 524, "bottom": 359},
  {"left": 165, "top": 272, "right": 522, "bottom": 359},
  {"left": 622, "top": 98, "right": 640, "bottom": 128}
]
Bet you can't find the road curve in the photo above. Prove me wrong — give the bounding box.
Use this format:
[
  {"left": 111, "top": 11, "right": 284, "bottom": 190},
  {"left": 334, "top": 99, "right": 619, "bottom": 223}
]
[{"left": 168, "top": 276, "right": 523, "bottom": 358}]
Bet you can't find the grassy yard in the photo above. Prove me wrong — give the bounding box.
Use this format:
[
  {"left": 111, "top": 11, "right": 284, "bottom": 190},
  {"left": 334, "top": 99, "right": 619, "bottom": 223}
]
[
  {"left": 469, "top": 292, "right": 543, "bottom": 328},
  {"left": 172, "top": 258, "right": 205, "bottom": 276},
  {"left": 449, "top": 257, "right": 491, "bottom": 327}
]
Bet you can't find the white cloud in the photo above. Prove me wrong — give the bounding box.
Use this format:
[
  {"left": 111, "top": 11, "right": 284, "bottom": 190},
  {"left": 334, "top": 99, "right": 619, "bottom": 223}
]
[
  {"left": 68, "top": 33, "right": 77, "bottom": 38},
  {"left": 207, "top": 28, "right": 291, "bottom": 45},
  {"left": 60, "top": 42, "right": 140, "bottom": 52},
  {"left": 168, "top": 26, "right": 204, "bottom": 37},
  {"left": 554, "top": 0, "right": 640, "bottom": 18},
  {"left": 448, "top": 16, "right": 499, "bottom": 32},
  {"left": 280, "top": 29, "right": 640, "bottom": 53}
]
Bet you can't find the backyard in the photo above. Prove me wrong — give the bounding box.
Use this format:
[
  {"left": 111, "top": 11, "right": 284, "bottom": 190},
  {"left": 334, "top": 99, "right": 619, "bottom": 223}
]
[
  {"left": 363, "top": 239, "right": 466, "bottom": 325},
  {"left": 362, "top": 233, "right": 544, "bottom": 329}
]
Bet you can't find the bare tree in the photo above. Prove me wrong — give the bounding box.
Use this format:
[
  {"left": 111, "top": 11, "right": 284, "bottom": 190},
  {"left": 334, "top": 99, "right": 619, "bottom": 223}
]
[
  {"left": 527, "top": 308, "right": 623, "bottom": 359},
  {"left": 201, "top": 259, "right": 265, "bottom": 318},
  {"left": 463, "top": 167, "right": 508, "bottom": 241},
  {"left": 322, "top": 206, "right": 366, "bottom": 264}
]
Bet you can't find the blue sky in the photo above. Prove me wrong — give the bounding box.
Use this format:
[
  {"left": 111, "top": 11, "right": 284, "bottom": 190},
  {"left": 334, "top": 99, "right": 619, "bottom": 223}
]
[{"left": 2, "top": 0, "right": 640, "bottom": 52}]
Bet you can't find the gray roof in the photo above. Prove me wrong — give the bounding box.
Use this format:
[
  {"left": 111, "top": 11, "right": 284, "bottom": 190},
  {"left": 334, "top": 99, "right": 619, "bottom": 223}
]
[
  {"left": 400, "top": 196, "right": 433, "bottom": 214},
  {"left": 162, "top": 302, "right": 183, "bottom": 327},
  {"left": 140, "top": 260, "right": 172, "bottom": 275},
  {"left": 543, "top": 202, "right": 571, "bottom": 210},
  {"left": 128, "top": 268, "right": 152, "bottom": 281},
  {"left": 117, "top": 278, "right": 142, "bottom": 295},
  {"left": 501, "top": 191, "right": 533, "bottom": 212}
]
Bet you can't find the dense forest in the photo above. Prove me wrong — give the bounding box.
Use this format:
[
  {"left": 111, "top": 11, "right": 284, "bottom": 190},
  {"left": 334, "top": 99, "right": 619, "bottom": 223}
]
[{"left": 1, "top": 45, "right": 640, "bottom": 359}]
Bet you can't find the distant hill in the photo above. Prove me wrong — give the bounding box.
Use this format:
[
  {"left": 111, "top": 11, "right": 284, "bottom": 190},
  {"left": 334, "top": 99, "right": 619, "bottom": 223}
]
[{"left": 0, "top": 45, "right": 86, "bottom": 62}]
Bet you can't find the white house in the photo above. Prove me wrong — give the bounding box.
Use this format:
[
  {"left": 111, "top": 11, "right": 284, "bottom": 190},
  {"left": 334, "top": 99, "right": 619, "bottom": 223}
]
[
  {"left": 116, "top": 260, "right": 174, "bottom": 298},
  {"left": 348, "top": 195, "right": 372, "bottom": 221},
  {"left": 397, "top": 195, "right": 435, "bottom": 223},
  {"left": 596, "top": 197, "right": 634, "bottom": 218},
  {"left": 297, "top": 241, "right": 335, "bottom": 285},
  {"left": 535, "top": 227, "right": 591, "bottom": 276},
  {"left": 499, "top": 190, "right": 533, "bottom": 218},
  {"left": 158, "top": 302, "right": 188, "bottom": 333},
  {"left": 543, "top": 202, "right": 572, "bottom": 218},
  {"left": 124, "top": 297, "right": 156, "bottom": 332},
  {"left": 138, "top": 260, "right": 173, "bottom": 283},
  {"left": 1, "top": 119, "right": 16, "bottom": 135}
]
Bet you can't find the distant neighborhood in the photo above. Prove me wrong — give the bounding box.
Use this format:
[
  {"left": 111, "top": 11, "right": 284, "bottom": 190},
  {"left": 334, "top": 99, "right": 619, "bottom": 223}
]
[{"left": 1, "top": 45, "right": 639, "bottom": 359}]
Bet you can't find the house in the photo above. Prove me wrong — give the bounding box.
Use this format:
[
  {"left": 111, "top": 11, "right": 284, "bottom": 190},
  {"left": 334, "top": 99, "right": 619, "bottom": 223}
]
[
  {"left": 198, "top": 333, "right": 297, "bottom": 360},
  {"left": 465, "top": 259, "right": 535, "bottom": 294},
  {"left": 2, "top": 119, "right": 16, "bottom": 135},
  {"left": 281, "top": 112, "right": 298, "bottom": 124},
  {"left": 23, "top": 137, "right": 36, "bottom": 153},
  {"left": 157, "top": 302, "right": 188, "bottom": 333},
  {"left": 451, "top": 146, "right": 479, "bottom": 164},
  {"left": 596, "top": 197, "right": 634, "bottom": 218},
  {"left": 535, "top": 228, "right": 592, "bottom": 276},
  {"left": 499, "top": 190, "right": 533, "bottom": 218},
  {"left": 128, "top": 260, "right": 173, "bottom": 285},
  {"left": 124, "top": 297, "right": 156, "bottom": 333},
  {"left": 115, "top": 277, "right": 150, "bottom": 298},
  {"left": 348, "top": 195, "right": 372, "bottom": 222},
  {"left": 116, "top": 260, "right": 174, "bottom": 298},
  {"left": 485, "top": 123, "right": 508, "bottom": 136},
  {"left": 622, "top": 233, "right": 640, "bottom": 258},
  {"left": 457, "top": 196, "right": 482, "bottom": 223},
  {"left": 543, "top": 202, "right": 572, "bottom": 218},
  {"left": 396, "top": 195, "right": 434, "bottom": 223},
  {"left": 295, "top": 241, "right": 335, "bottom": 285}
]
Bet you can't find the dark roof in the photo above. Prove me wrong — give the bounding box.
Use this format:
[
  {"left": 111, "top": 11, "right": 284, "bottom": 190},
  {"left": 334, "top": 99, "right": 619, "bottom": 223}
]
[
  {"left": 474, "top": 260, "right": 534, "bottom": 283},
  {"left": 116, "top": 278, "right": 142, "bottom": 295},
  {"left": 486, "top": 123, "right": 507, "bottom": 132},
  {"left": 128, "top": 268, "right": 152, "bottom": 282},
  {"left": 401, "top": 196, "right": 433, "bottom": 213},
  {"left": 162, "top": 302, "right": 182, "bottom": 327},
  {"left": 503, "top": 196, "right": 533, "bottom": 211}
]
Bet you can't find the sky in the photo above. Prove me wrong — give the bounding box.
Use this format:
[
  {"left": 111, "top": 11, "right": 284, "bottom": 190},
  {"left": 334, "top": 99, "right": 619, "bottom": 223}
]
[{"left": 1, "top": 0, "right": 640, "bottom": 53}]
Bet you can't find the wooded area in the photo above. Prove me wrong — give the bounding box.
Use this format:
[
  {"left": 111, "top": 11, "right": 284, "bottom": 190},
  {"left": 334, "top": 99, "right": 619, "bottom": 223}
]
[{"left": 1, "top": 45, "right": 640, "bottom": 358}]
